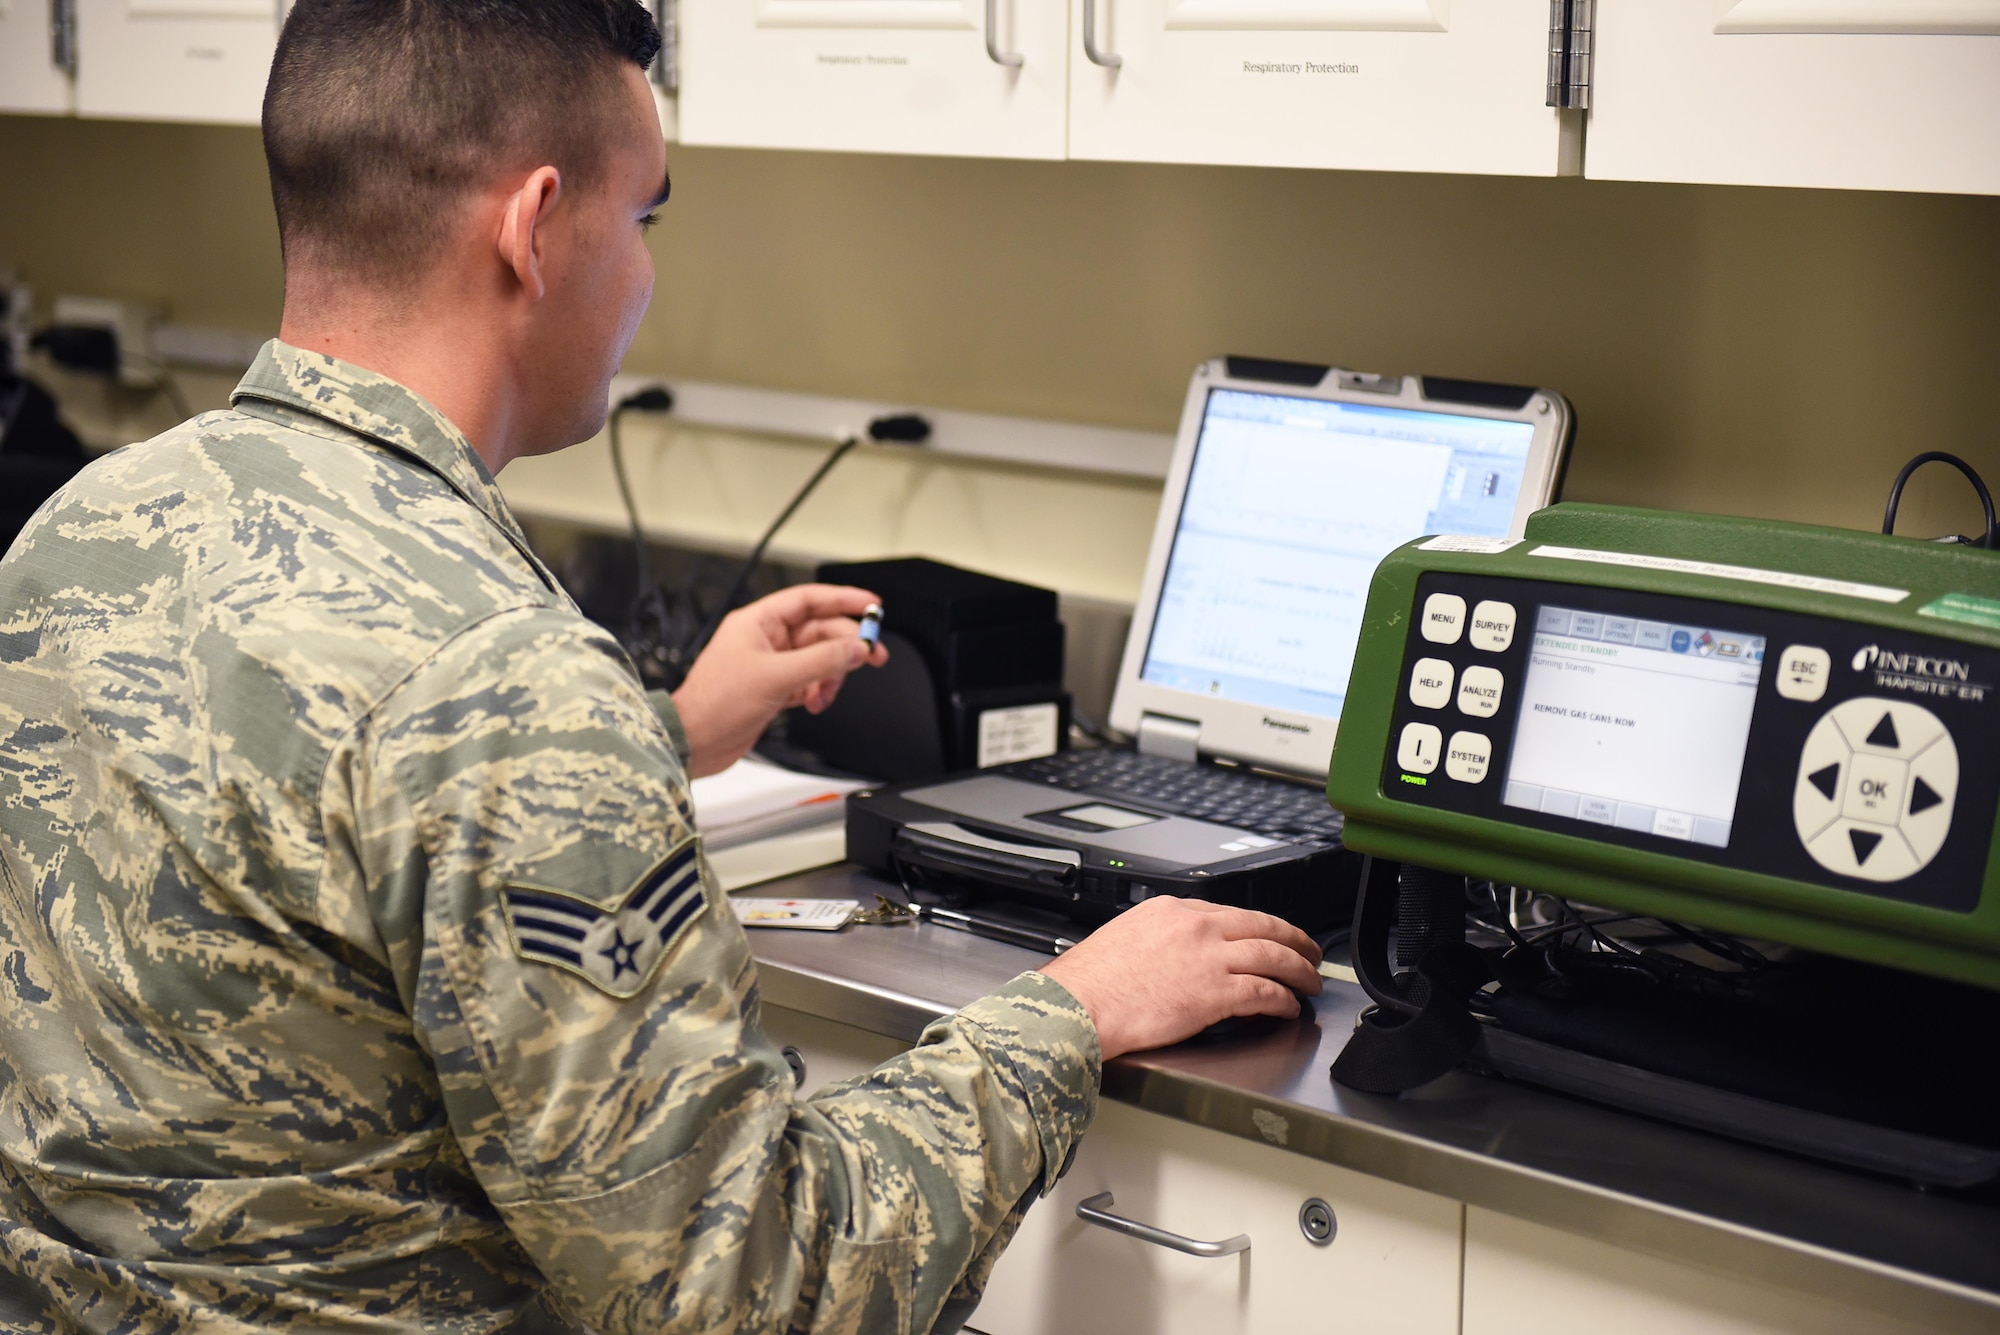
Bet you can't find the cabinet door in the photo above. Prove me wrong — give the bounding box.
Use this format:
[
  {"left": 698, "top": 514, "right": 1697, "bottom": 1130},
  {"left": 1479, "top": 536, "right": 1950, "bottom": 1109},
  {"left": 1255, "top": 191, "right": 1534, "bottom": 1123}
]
[
  {"left": 1586, "top": 3, "right": 2000, "bottom": 195},
  {"left": 969, "top": 1100, "right": 1462, "bottom": 1335},
  {"left": 757, "top": 1003, "right": 911, "bottom": 1094},
  {"left": 679, "top": 0, "right": 1068, "bottom": 158},
  {"left": 1066, "top": 0, "right": 1568, "bottom": 174},
  {"left": 1463, "top": 1207, "right": 2000, "bottom": 1335},
  {"left": 0, "top": 0, "right": 75, "bottom": 114},
  {"left": 76, "top": 0, "right": 280, "bottom": 126}
]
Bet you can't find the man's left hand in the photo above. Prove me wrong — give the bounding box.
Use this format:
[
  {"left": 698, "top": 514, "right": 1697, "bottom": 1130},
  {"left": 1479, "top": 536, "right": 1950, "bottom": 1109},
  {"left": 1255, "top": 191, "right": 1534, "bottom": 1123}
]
[{"left": 672, "top": 584, "right": 888, "bottom": 777}]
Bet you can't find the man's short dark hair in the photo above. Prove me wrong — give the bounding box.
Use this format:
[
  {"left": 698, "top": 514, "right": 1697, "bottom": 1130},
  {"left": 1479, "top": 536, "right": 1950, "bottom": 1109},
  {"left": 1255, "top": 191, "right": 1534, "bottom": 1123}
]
[{"left": 264, "top": 0, "right": 663, "bottom": 284}]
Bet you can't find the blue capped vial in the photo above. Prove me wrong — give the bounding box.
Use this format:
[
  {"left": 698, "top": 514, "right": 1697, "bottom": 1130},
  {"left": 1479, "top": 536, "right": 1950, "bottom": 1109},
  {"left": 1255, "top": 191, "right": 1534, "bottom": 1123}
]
[{"left": 857, "top": 603, "right": 884, "bottom": 650}]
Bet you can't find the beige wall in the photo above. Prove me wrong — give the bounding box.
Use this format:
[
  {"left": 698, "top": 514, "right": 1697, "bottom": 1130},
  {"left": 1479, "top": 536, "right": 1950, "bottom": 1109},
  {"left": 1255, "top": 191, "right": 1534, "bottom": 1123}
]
[{"left": 8, "top": 112, "right": 1999, "bottom": 561}]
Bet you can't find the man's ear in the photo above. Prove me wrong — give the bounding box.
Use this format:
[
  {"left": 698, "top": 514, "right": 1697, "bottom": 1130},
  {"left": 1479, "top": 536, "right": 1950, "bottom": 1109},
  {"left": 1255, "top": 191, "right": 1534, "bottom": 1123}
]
[{"left": 495, "top": 166, "right": 564, "bottom": 302}]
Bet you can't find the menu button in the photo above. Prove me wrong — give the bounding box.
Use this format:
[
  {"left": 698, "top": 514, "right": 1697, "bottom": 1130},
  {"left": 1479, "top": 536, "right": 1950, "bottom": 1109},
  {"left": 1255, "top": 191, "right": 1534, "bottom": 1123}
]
[{"left": 1421, "top": 593, "right": 1467, "bottom": 645}]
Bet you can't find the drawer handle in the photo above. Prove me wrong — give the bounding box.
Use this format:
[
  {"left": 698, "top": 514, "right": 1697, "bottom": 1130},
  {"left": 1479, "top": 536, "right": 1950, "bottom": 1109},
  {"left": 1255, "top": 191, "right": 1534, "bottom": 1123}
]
[
  {"left": 1075, "top": 1192, "right": 1250, "bottom": 1258},
  {"left": 1081, "top": 0, "right": 1121, "bottom": 67},
  {"left": 983, "top": 0, "right": 1023, "bottom": 66}
]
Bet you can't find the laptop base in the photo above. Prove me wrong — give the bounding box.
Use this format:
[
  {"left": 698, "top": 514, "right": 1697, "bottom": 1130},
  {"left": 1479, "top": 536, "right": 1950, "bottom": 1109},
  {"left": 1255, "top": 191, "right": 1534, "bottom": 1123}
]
[{"left": 846, "top": 782, "right": 1360, "bottom": 933}]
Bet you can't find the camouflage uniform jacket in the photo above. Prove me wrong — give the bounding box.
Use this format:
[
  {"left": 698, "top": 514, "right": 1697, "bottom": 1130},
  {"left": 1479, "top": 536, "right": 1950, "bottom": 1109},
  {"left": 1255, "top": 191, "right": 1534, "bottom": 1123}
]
[{"left": 0, "top": 342, "right": 1100, "bottom": 1333}]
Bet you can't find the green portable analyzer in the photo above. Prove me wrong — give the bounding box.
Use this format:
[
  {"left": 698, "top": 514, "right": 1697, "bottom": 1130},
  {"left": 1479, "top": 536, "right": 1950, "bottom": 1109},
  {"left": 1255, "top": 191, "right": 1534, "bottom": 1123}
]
[{"left": 1326, "top": 502, "right": 2000, "bottom": 989}]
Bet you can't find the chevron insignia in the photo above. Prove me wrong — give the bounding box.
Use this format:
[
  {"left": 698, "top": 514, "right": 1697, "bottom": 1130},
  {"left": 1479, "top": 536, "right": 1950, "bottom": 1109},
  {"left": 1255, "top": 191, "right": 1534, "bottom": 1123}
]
[{"left": 500, "top": 837, "right": 707, "bottom": 998}]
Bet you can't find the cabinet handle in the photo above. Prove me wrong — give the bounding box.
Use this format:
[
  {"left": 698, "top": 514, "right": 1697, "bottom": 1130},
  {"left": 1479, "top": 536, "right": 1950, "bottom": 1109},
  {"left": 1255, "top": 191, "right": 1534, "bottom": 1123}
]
[
  {"left": 1076, "top": 1192, "right": 1250, "bottom": 1258},
  {"left": 984, "top": 0, "right": 1024, "bottom": 66},
  {"left": 1081, "top": 0, "right": 1121, "bottom": 67}
]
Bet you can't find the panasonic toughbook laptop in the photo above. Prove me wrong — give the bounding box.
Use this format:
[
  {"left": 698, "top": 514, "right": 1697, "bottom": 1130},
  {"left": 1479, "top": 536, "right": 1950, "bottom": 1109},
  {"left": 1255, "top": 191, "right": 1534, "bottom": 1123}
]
[{"left": 846, "top": 355, "right": 1573, "bottom": 928}]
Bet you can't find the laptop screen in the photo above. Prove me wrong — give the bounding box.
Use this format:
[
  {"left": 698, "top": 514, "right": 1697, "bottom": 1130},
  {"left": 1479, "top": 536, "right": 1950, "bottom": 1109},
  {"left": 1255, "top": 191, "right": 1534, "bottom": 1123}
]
[{"left": 1138, "top": 387, "right": 1538, "bottom": 719}]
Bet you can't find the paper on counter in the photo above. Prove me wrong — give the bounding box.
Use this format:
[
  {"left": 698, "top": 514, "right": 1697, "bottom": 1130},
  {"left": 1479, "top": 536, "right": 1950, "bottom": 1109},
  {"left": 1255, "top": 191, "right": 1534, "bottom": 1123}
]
[{"left": 690, "top": 754, "right": 867, "bottom": 851}]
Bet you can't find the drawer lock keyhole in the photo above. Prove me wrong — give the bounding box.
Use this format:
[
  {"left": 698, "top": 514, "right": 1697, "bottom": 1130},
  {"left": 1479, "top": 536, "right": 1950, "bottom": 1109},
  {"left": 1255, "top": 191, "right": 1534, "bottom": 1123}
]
[
  {"left": 1298, "top": 1198, "right": 1337, "bottom": 1246},
  {"left": 781, "top": 1046, "right": 807, "bottom": 1088}
]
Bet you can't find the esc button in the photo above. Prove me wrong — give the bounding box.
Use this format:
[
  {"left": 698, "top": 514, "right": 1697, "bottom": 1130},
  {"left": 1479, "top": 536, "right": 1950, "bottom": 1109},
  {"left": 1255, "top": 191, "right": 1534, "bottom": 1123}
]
[{"left": 1776, "top": 645, "right": 1831, "bottom": 703}]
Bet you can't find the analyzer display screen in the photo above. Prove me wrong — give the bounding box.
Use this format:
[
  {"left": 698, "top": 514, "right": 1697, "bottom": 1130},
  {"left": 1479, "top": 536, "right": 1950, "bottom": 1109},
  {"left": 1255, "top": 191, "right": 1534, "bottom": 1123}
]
[
  {"left": 1140, "top": 388, "right": 1537, "bottom": 717},
  {"left": 1503, "top": 605, "right": 1766, "bottom": 848}
]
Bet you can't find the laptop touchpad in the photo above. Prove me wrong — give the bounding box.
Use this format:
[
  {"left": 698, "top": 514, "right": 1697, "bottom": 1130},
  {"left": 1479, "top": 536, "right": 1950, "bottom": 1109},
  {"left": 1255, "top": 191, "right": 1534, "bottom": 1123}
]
[{"left": 1035, "top": 803, "right": 1159, "bottom": 831}]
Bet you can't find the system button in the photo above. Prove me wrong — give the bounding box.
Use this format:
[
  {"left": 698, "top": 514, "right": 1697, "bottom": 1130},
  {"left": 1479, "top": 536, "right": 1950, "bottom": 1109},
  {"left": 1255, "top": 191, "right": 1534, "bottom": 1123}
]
[
  {"left": 1469, "top": 600, "right": 1516, "bottom": 652},
  {"left": 1421, "top": 593, "right": 1467, "bottom": 644},
  {"left": 1775, "top": 645, "right": 1831, "bottom": 702},
  {"left": 1457, "top": 665, "right": 1504, "bottom": 718},
  {"left": 1397, "top": 722, "right": 1443, "bottom": 775},
  {"left": 1445, "top": 731, "right": 1491, "bottom": 783},
  {"left": 1408, "top": 658, "right": 1455, "bottom": 709}
]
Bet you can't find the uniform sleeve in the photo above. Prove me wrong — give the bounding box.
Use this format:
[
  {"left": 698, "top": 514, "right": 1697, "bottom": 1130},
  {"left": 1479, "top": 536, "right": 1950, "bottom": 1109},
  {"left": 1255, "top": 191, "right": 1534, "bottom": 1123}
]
[
  {"left": 345, "top": 606, "right": 1099, "bottom": 1334},
  {"left": 644, "top": 687, "right": 692, "bottom": 770}
]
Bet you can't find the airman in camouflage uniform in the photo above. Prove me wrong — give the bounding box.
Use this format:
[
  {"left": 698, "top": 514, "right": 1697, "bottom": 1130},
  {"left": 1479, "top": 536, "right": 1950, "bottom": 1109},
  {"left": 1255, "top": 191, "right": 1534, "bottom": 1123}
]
[{"left": 0, "top": 342, "right": 1100, "bottom": 1332}]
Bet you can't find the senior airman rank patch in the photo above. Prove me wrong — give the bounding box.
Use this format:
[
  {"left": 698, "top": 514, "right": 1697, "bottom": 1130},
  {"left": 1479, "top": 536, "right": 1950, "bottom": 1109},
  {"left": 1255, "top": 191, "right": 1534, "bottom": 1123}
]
[{"left": 501, "top": 837, "right": 707, "bottom": 998}]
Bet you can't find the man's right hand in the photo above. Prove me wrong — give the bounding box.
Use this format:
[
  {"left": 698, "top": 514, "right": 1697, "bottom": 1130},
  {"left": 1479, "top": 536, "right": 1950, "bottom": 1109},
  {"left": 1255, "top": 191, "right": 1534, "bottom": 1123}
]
[{"left": 1037, "top": 898, "right": 1323, "bottom": 1060}]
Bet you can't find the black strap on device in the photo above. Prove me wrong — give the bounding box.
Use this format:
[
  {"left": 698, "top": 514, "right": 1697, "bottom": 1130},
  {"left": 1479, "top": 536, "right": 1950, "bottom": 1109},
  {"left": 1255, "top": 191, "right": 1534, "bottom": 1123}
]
[{"left": 1330, "top": 858, "right": 1495, "bottom": 1095}]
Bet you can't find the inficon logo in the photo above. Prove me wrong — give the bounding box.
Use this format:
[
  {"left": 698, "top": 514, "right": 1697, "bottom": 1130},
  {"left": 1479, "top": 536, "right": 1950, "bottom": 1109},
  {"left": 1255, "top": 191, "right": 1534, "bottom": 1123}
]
[
  {"left": 1850, "top": 643, "right": 1986, "bottom": 704},
  {"left": 1851, "top": 644, "right": 1971, "bottom": 681}
]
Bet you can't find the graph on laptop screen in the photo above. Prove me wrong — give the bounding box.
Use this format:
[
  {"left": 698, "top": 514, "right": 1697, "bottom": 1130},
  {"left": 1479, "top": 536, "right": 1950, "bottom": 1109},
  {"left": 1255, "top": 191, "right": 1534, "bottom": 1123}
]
[{"left": 1140, "top": 388, "right": 1536, "bottom": 718}]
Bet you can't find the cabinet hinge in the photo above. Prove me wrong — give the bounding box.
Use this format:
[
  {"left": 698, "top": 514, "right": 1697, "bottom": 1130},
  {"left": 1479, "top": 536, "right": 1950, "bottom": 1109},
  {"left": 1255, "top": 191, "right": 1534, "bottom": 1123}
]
[
  {"left": 51, "top": 0, "right": 78, "bottom": 77},
  {"left": 1546, "top": 0, "right": 1593, "bottom": 110},
  {"left": 653, "top": 0, "right": 680, "bottom": 95}
]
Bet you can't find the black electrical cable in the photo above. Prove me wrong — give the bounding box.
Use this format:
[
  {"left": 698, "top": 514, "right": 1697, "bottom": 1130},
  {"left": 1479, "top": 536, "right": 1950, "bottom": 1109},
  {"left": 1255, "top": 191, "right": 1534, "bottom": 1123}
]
[
  {"left": 678, "top": 412, "right": 930, "bottom": 665},
  {"left": 607, "top": 386, "right": 677, "bottom": 684},
  {"left": 1881, "top": 450, "right": 1996, "bottom": 549}
]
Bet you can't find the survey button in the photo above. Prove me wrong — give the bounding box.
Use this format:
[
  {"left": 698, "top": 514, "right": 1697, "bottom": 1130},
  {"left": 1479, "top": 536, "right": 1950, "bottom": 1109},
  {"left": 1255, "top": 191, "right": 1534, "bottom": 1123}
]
[{"left": 1469, "top": 600, "right": 1517, "bottom": 652}]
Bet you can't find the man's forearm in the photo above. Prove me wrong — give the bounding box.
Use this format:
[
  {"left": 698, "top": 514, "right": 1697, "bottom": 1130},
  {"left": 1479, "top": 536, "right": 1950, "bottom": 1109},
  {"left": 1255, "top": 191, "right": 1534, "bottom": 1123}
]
[{"left": 497, "top": 973, "right": 1099, "bottom": 1334}]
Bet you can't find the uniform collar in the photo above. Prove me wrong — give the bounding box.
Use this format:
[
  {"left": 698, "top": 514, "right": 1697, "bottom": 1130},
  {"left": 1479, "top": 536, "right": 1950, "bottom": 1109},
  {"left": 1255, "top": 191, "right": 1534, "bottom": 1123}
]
[{"left": 231, "top": 340, "right": 565, "bottom": 597}]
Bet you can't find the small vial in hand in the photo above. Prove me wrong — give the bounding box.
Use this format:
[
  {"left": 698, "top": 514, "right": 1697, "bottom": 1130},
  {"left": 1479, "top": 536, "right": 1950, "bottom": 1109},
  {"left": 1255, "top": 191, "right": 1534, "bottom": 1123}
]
[{"left": 857, "top": 603, "right": 884, "bottom": 651}]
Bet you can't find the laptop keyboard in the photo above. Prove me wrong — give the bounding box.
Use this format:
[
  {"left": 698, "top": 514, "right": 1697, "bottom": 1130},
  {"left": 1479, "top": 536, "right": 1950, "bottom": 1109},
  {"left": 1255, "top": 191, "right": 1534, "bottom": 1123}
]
[{"left": 1005, "top": 749, "right": 1345, "bottom": 846}]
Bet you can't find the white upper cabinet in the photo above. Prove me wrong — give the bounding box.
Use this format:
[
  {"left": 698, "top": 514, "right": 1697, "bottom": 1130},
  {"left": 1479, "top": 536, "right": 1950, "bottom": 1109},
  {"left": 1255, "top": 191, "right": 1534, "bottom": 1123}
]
[
  {"left": 1066, "top": 0, "right": 1572, "bottom": 174},
  {"left": 678, "top": 0, "right": 1070, "bottom": 158},
  {"left": 1586, "top": 2, "right": 2000, "bottom": 195},
  {"left": 0, "top": 0, "right": 76, "bottom": 114},
  {"left": 76, "top": 0, "right": 282, "bottom": 126}
]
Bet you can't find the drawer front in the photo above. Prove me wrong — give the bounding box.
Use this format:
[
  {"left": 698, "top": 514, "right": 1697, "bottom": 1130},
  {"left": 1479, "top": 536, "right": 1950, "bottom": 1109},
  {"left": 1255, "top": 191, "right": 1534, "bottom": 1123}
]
[
  {"left": 1464, "top": 1208, "right": 2000, "bottom": 1335},
  {"left": 971, "top": 1100, "right": 1463, "bottom": 1335}
]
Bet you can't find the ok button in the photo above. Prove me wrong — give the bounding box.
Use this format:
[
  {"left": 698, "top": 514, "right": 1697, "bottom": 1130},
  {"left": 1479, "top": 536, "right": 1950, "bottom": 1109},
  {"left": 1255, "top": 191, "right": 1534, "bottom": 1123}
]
[{"left": 1409, "top": 658, "right": 1455, "bottom": 709}]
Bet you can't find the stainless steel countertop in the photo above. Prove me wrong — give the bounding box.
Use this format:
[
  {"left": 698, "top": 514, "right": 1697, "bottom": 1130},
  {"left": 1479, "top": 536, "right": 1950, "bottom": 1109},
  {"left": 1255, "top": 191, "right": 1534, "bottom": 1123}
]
[{"left": 743, "top": 864, "right": 2000, "bottom": 1321}]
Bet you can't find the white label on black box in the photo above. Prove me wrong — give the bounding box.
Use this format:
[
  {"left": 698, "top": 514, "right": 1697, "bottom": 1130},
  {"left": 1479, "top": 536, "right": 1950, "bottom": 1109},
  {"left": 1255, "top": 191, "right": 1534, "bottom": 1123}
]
[{"left": 978, "top": 703, "right": 1061, "bottom": 768}]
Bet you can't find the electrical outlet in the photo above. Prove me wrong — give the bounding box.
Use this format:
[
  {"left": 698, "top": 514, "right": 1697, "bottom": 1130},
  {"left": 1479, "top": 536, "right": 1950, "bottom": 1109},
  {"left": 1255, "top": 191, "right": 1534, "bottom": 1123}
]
[
  {"left": 51, "top": 294, "right": 162, "bottom": 389},
  {"left": 0, "top": 272, "right": 29, "bottom": 377}
]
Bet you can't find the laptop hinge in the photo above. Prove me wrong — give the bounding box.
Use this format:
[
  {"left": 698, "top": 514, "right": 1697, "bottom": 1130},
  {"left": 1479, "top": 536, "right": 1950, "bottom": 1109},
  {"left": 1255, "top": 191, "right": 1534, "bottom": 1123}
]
[{"left": 1136, "top": 713, "right": 1201, "bottom": 764}]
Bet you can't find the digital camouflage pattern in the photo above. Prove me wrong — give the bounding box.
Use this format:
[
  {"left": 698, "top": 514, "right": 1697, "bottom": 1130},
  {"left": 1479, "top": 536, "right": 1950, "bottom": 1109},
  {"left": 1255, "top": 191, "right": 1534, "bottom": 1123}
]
[{"left": 0, "top": 342, "right": 1100, "bottom": 1333}]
